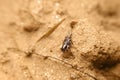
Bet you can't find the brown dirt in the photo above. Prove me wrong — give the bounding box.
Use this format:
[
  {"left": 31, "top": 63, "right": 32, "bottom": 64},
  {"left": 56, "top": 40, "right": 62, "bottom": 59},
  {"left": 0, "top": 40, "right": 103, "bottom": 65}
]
[{"left": 0, "top": 0, "right": 120, "bottom": 80}]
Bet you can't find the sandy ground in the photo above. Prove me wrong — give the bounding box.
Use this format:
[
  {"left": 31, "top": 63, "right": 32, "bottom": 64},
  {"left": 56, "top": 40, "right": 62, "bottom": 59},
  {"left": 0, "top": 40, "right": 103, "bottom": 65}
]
[{"left": 0, "top": 0, "right": 120, "bottom": 80}]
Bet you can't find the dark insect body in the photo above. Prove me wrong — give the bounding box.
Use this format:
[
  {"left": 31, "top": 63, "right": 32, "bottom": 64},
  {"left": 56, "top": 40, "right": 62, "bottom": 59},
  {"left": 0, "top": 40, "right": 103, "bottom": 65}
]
[{"left": 61, "top": 34, "right": 72, "bottom": 52}]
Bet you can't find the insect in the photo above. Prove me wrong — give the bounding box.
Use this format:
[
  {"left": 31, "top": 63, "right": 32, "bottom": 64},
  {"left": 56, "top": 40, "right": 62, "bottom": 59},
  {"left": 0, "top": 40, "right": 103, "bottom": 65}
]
[
  {"left": 61, "top": 33, "right": 74, "bottom": 58},
  {"left": 61, "top": 33, "right": 72, "bottom": 52}
]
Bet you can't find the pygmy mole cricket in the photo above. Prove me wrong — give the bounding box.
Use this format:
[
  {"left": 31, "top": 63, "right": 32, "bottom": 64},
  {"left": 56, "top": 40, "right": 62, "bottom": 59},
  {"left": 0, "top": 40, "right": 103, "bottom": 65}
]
[{"left": 61, "top": 33, "right": 72, "bottom": 52}]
